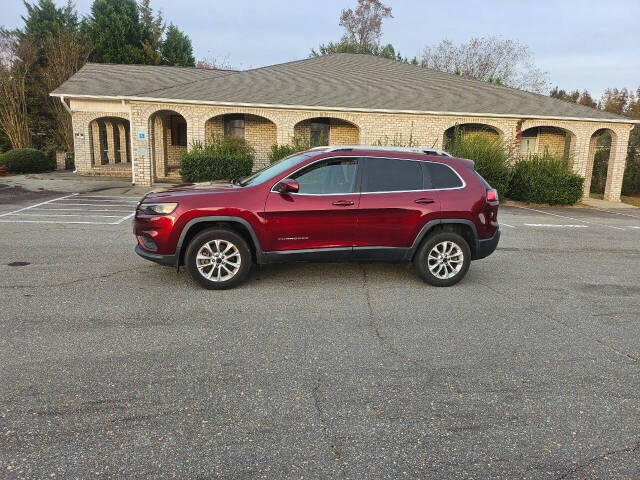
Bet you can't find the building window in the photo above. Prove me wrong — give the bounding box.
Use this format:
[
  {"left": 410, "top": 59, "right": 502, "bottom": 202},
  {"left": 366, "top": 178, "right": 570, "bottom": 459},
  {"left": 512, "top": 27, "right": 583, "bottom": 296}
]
[
  {"left": 224, "top": 115, "right": 245, "bottom": 139},
  {"left": 310, "top": 119, "right": 330, "bottom": 146},
  {"left": 171, "top": 116, "right": 187, "bottom": 146},
  {"left": 520, "top": 129, "right": 537, "bottom": 155}
]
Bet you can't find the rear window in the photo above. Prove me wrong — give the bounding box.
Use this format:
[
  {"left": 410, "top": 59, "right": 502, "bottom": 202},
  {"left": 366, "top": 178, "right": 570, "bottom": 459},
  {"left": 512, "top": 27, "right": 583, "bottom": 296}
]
[
  {"left": 363, "top": 157, "right": 423, "bottom": 192},
  {"left": 472, "top": 170, "right": 492, "bottom": 189},
  {"left": 424, "top": 162, "right": 463, "bottom": 189}
]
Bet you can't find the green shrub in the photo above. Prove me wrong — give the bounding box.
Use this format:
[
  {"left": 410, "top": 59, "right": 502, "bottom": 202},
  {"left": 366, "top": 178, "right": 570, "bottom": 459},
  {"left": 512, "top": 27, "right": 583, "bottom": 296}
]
[
  {"left": 0, "top": 148, "right": 54, "bottom": 173},
  {"left": 622, "top": 145, "right": 639, "bottom": 196},
  {"left": 445, "top": 129, "right": 512, "bottom": 199},
  {"left": 180, "top": 135, "right": 254, "bottom": 182},
  {"left": 268, "top": 136, "right": 312, "bottom": 163},
  {"left": 509, "top": 154, "right": 584, "bottom": 205}
]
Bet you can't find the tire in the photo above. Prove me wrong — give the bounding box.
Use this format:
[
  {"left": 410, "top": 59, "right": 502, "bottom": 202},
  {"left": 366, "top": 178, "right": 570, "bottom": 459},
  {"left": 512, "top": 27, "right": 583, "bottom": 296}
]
[
  {"left": 185, "top": 228, "right": 252, "bottom": 289},
  {"left": 413, "top": 231, "right": 471, "bottom": 287}
]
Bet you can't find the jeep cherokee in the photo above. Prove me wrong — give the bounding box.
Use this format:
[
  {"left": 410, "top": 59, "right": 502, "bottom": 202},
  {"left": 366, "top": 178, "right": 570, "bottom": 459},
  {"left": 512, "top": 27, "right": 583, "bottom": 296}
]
[{"left": 134, "top": 146, "right": 500, "bottom": 289}]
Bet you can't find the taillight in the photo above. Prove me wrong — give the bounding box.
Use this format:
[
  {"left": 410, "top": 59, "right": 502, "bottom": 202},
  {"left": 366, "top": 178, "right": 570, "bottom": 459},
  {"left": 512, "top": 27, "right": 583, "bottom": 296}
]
[{"left": 487, "top": 189, "right": 498, "bottom": 202}]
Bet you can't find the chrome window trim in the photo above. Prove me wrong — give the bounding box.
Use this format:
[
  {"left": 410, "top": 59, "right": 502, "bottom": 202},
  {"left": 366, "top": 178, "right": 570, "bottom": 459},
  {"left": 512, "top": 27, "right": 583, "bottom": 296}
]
[{"left": 269, "top": 155, "right": 466, "bottom": 196}]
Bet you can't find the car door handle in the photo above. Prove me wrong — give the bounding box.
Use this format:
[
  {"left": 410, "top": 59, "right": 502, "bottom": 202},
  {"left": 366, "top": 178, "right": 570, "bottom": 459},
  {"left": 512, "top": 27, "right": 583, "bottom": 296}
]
[
  {"left": 332, "top": 200, "right": 355, "bottom": 207},
  {"left": 415, "top": 198, "right": 435, "bottom": 205}
]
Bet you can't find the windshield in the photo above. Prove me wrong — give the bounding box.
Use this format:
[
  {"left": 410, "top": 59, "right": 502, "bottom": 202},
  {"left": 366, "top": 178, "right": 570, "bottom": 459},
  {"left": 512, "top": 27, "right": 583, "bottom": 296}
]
[{"left": 239, "top": 152, "right": 313, "bottom": 187}]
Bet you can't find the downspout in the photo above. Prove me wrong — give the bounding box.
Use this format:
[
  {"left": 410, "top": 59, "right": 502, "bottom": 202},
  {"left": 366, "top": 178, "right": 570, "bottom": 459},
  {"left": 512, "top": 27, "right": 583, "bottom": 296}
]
[
  {"left": 60, "top": 97, "right": 77, "bottom": 173},
  {"left": 124, "top": 99, "right": 135, "bottom": 185}
]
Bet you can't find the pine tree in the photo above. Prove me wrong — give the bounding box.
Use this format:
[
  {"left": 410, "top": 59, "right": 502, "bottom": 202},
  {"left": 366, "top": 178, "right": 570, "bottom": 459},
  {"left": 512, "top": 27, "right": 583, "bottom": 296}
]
[{"left": 161, "top": 24, "right": 195, "bottom": 67}]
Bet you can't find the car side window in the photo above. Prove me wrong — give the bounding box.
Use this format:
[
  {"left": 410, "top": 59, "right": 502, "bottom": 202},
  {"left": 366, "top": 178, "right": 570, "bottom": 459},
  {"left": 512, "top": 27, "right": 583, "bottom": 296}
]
[
  {"left": 424, "top": 162, "right": 463, "bottom": 189},
  {"left": 292, "top": 158, "right": 358, "bottom": 194},
  {"left": 363, "top": 157, "right": 422, "bottom": 192}
]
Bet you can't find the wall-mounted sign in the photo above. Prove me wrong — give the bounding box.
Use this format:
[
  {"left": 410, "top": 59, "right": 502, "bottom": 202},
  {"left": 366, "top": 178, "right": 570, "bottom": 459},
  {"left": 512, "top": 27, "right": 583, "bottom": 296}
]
[
  {"left": 74, "top": 132, "right": 84, "bottom": 139},
  {"left": 138, "top": 132, "right": 146, "bottom": 140}
]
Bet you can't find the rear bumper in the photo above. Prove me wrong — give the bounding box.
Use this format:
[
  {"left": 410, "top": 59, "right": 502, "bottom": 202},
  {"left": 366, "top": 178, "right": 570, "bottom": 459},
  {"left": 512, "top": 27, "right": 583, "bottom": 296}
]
[
  {"left": 473, "top": 229, "right": 500, "bottom": 260},
  {"left": 135, "top": 244, "right": 176, "bottom": 266}
]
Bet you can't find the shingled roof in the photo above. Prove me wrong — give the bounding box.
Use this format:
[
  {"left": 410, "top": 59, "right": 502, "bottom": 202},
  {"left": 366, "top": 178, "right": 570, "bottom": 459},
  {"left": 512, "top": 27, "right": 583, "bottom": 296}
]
[{"left": 52, "top": 54, "right": 634, "bottom": 123}]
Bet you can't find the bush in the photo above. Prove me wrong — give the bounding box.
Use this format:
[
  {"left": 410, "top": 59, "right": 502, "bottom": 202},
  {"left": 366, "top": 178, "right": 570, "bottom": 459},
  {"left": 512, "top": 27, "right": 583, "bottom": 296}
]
[
  {"left": 622, "top": 145, "right": 640, "bottom": 196},
  {"left": 0, "top": 148, "right": 55, "bottom": 173},
  {"left": 509, "top": 154, "right": 584, "bottom": 205},
  {"left": 268, "top": 136, "right": 312, "bottom": 163},
  {"left": 445, "top": 129, "right": 512, "bottom": 199},
  {"left": 180, "top": 135, "right": 254, "bottom": 182}
]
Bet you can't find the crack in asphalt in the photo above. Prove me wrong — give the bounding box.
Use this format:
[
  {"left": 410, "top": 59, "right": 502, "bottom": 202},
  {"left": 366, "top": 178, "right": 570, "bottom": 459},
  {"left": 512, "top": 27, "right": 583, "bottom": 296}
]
[
  {"left": 0, "top": 266, "right": 154, "bottom": 289},
  {"left": 311, "top": 381, "right": 347, "bottom": 480},
  {"left": 555, "top": 441, "right": 640, "bottom": 479}
]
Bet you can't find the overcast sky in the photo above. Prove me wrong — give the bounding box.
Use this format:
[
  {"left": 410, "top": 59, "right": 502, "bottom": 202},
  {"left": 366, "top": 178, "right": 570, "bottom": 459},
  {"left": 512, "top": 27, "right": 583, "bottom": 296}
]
[{"left": 4, "top": 0, "right": 640, "bottom": 97}]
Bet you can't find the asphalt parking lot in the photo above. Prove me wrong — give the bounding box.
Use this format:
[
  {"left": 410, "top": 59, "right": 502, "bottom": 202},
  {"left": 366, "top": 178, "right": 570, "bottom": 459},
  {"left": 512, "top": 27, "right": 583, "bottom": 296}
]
[{"left": 1, "top": 185, "right": 639, "bottom": 479}]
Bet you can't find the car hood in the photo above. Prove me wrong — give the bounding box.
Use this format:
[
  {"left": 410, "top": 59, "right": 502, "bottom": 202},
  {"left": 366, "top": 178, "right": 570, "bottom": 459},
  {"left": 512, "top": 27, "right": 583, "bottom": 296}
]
[{"left": 143, "top": 182, "right": 243, "bottom": 200}]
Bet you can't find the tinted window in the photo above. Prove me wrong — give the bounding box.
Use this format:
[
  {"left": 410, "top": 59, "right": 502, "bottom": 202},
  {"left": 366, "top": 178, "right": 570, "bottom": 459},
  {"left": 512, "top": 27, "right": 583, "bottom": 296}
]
[
  {"left": 363, "top": 158, "right": 422, "bottom": 192},
  {"left": 425, "top": 162, "right": 463, "bottom": 189},
  {"left": 224, "top": 115, "right": 245, "bottom": 139},
  {"left": 293, "top": 158, "right": 357, "bottom": 194},
  {"left": 310, "top": 119, "right": 330, "bottom": 146}
]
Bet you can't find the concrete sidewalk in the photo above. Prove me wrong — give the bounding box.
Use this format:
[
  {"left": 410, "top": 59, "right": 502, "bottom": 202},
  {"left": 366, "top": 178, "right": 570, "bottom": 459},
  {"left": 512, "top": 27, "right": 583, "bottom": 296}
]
[
  {"left": 0, "top": 170, "right": 179, "bottom": 196},
  {"left": 581, "top": 196, "right": 639, "bottom": 209}
]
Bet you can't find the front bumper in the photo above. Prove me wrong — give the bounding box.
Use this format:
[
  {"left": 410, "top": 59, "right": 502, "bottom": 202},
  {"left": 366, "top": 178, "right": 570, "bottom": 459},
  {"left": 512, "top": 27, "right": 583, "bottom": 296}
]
[
  {"left": 473, "top": 229, "right": 500, "bottom": 260},
  {"left": 135, "top": 244, "right": 177, "bottom": 266}
]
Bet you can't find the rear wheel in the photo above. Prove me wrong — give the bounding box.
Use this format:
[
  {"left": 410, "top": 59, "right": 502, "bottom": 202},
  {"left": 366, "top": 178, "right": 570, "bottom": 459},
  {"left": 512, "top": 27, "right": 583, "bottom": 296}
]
[
  {"left": 413, "top": 231, "right": 471, "bottom": 287},
  {"left": 185, "top": 228, "right": 252, "bottom": 289}
]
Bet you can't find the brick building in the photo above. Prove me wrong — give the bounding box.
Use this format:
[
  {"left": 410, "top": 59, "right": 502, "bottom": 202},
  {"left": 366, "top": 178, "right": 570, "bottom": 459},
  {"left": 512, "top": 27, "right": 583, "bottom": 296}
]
[{"left": 51, "top": 53, "right": 638, "bottom": 201}]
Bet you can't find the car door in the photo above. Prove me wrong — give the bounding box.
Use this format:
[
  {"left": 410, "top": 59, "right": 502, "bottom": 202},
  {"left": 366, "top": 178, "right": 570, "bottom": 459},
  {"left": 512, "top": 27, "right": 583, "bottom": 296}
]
[
  {"left": 263, "top": 157, "right": 361, "bottom": 253},
  {"left": 355, "top": 157, "right": 441, "bottom": 257}
]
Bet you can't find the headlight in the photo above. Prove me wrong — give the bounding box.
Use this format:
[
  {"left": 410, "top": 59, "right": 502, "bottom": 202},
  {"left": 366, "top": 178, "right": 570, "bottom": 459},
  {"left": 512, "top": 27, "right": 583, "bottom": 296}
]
[{"left": 137, "top": 202, "right": 178, "bottom": 215}]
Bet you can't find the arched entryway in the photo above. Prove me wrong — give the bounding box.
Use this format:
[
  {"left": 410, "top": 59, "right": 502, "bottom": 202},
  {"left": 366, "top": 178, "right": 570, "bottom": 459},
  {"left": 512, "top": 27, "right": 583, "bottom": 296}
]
[
  {"left": 205, "top": 113, "right": 277, "bottom": 169},
  {"left": 518, "top": 126, "right": 575, "bottom": 158},
  {"left": 443, "top": 123, "right": 502, "bottom": 150},
  {"left": 88, "top": 117, "right": 131, "bottom": 167},
  {"left": 586, "top": 128, "right": 617, "bottom": 198},
  {"left": 293, "top": 117, "right": 360, "bottom": 147},
  {"left": 149, "top": 110, "right": 188, "bottom": 180}
]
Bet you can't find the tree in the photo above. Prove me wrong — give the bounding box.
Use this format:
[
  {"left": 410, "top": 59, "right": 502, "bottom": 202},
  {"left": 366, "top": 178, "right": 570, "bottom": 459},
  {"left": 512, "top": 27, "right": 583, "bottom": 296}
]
[
  {"left": 599, "top": 88, "right": 630, "bottom": 115},
  {"left": 42, "top": 28, "right": 91, "bottom": 151},
  {"left": 85, "top": 0, "right": 145, "bottom": 64},
  {"left": 161, "top": 24, "right": 194, "bottom": 67},
  {"left": 420, "top": 37, "right": 550, "bottom": 93},
  {"left": 550, "top": 87, "right": 579, "bottom": 103},
  {"left": 339, "top": 0, "right": 392, "bottom": 47},
  {"left": 578, "top": 91, "right": 597, "bottom": 109},
  {"left": 21, "top": 0, "right": 78, "bottom": 60},
  {"left": 196, "top": 56, "right": 233, "bottom": 70},
  {"left": 139, "top": 0, "right": 164, "bottom": 65},
  {"left": 0, "top": 30, "right": 35, "bottom": 148},
  {"left": 311, "top": 0, "right": 401, "bottom": 60}
]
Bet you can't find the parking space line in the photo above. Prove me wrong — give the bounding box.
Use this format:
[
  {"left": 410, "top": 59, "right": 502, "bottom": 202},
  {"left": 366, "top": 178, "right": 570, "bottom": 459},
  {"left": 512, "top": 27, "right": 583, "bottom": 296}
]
[
  {"left": 591, "top": 209, "right": 640, "bottom": 220},
  {"left": 500, "top": 223, "right": 516, "bottom": 228},
  {"left": 7, "top": 213, "right": 124, "bottom": 218},
  {"left": 50, "top": 202, "right": 135, "bottom": 207},
  {"left": 524, "top": 223, "right": 589, "bottom": 228},
  {"left": 511, "top": 205, "right": 626, "bottom": 230},
  {"left": 0, "top": 193, "right": 79, "bottom": 217},
  {"left": 0, "top": 219, "right": 116, "bottom": 225},
  {"left": 30, "top": 207, "right": 133, "bottom": 212},
  {"left": 114, "top": 212, "right": 136, "bottom": 224}
]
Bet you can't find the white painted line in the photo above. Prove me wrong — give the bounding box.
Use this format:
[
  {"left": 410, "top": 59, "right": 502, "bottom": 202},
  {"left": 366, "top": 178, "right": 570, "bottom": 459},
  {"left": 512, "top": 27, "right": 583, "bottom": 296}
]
[
  {"left": 524, "top": 223, "right": 589, "bottom": 228},
  {"left": 7, "top": 213, "right": 123, "bottom": 218},
  {"left": 511, "top": 205, "right": 625, "bottom": 231},
  {"left": 114, "top": 212, "right": 136, "bottom": 224},
  {"left": 48, "top": 202, "right": 135, "bottom": 207},
  {"left": 0, "top": 193, "right": 78, "bottom": 218},
  {"left": 30, "top": 207, "right": 133, "bottom": 213},
  {"left": 626, "top": 226, "right": 640, "bottom": 230},
  {"left": 0, "top": 219, "right": 115, "bottom": 225},
  {"left": 73, "top": 195, "right": 140, "bottom": 199},
  {"left": 60, "top": 198, "right": 139, "bottom": 203},
  {"left": 500, "top": 223, "right": 516, "bottom": 228},
  {"left": 591, "top": 209, "right": 640, "bottom": 219}
]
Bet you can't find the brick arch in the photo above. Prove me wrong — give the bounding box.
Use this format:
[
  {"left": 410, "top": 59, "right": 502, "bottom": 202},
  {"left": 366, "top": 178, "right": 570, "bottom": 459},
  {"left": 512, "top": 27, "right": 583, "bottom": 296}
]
[
  {"left": 440, "top": 119, "right": 506, "bottom": 137},
  {"left": 292, "top": 115, "right": 360, "bottom": 146},
  {"left": 87, "top": 115, "right": 131, "bottom": 166},
  {"left": 291, "top": 112, "right": 361, "bottom": 130},
  {"left": 584, "top": 127, "right": 620, "bottom": 199},
  {"left": 520, "top": 119, "right": 579, "bottom": 139}
]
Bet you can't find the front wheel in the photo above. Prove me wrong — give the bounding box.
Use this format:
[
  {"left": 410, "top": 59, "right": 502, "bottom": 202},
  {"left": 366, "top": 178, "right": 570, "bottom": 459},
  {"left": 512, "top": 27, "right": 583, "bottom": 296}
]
[
  {"left": 413, "top": 231, "right": 471, "bottom": 287},
  {"left": 185, "top": 228, "right": 252, "bottom": 289}
]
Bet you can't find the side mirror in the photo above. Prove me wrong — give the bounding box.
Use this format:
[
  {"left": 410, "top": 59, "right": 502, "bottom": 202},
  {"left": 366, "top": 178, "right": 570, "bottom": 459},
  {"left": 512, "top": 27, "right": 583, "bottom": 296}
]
[{"left": 277, "top": 178, "right": 299, "bottom": 193}]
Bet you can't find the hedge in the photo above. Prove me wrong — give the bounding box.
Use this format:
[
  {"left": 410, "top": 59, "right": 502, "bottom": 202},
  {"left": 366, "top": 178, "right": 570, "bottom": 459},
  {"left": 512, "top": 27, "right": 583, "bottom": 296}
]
[
  {"left": 0, "top": 148, "right": 55, "bottom": 174},
  {"left": 268, "top": 135, "right": 312, "bottom": 163},
  {"left": 180, "top": 135, "right": 254, "bottom": 182},
  {"left": 509, "top": 155, "right": 584, "bottom": 205},
  {"left": 445, "top": 129, "right": 512, "bottom": 199}
]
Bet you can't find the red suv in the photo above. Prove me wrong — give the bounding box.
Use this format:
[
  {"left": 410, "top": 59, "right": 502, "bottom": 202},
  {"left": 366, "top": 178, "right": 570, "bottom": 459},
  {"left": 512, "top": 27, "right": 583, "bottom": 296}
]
[{"left": 134, "top": 146, "right": 500, "bottom": 289}]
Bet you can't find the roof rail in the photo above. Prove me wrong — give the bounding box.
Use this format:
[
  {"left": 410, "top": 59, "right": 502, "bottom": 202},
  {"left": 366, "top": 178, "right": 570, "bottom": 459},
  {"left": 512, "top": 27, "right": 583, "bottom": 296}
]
[{"left": 308, "top": 145, "right": 452, "bottom": 157}]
